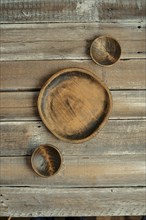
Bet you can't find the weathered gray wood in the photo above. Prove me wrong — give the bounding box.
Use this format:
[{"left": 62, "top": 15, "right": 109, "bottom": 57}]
[
  {"left": 1, "top": 23, "right": 145, "bottom": 42},
  {"left": 0, "top": 59, "right": 145, "bottom": 90},
  {"left": 0, "top": 120, "right": 145, "bottom": 156},
  {"left": 0, "top": 154, "right": 145, "bottom": 187},
  {"left": 1, "top": 23, "right": 145, "bottom": 61},
  {"left": 1, "top": 39, "right": 145, "bottom": 61},
  {"left": 1, "top": 187, "right": 146, "bottom": 216},
  {"left": 0, "top": 0, "right": 145, "bottom": 23},
  {"left": 0, "top": 90, "right": 145, "bottom": 121}
]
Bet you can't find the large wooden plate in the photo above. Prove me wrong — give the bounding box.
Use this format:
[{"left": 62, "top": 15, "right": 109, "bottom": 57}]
[{"left": 38, "top": 68, "right": 112, "bottom": 143}]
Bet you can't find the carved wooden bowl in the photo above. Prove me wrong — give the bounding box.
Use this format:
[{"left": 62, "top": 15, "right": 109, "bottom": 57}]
[
  {"left": 31, "top": 145, "right": 62, "bottom": 177},
  {"left": 90, "top": 36, "right": 121, "bottom": 66},
  {"left": 38, "top": 68, "right": 112, "bottom": 143}
]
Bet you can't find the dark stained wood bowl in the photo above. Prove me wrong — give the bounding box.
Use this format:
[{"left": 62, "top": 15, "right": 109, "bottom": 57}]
[
  {"left": 38, "top": 68, "right": 112, "bottom": 143},
  {"left": 90, "top": 36, "right": 121, "bottom": 66},
  {"left": 31, "top": 145, "right": 62, "bottom": 178}
]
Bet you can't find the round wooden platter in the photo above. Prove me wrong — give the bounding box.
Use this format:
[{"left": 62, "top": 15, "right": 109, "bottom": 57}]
[{"left": 38, "top": 68, "right": 112, "bottom": 143}]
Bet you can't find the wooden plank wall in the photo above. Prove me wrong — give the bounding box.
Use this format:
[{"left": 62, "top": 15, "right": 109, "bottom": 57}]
[{"left": 0, "top": 0, "right": 146, "bottom": 217}]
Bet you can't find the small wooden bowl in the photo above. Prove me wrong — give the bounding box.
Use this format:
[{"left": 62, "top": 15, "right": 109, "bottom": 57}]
[
  {"left": 31, "top": 145, "right": 62, "bottom": 178},
  {"left": 38, "top": 68, "right": 112, "bottom": 143},
  {"left": 90, "top": 36, "right": 121, "bottom": 66}
]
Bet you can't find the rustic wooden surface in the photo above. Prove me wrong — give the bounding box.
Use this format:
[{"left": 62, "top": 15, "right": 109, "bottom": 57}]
[
  {"left": 1, "top": 23, "right": 145, "bottom": 61},
  {"left": 0, "top": 0, "right": 145, "bottom": 23},
  {"left": 0, "top": 0, "right": 146, "bottom": 217},
  {"left": 1, "top": 187, "right": 146, "bottom": 216}
]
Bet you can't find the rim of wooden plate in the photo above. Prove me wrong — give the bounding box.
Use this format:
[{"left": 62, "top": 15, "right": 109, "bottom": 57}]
[{"left": 37, "top": 67, "right": 113, "bottom": 143}]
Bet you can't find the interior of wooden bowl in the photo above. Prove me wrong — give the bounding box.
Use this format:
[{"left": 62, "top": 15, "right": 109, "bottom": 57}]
[
  {"left": 31, "top": 145, "right": 62, "bottom": 177},
  {"left": 38, "top": 68, "right": 112, "bottom": 143},
  {"left": 90, "top": 36, "right": 121, "bottom": 66}
]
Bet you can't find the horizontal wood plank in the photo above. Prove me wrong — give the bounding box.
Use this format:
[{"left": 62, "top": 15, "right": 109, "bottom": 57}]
[
  {"left": 1, "top": 23, "right": 145, "bottom": 42},
  {"left": 0, "top": 120, "right": 145, "bottom": 156},
  {"left": 0, "top": 90, "right": 145, "bottom": 121},
  {"left": 0, "top": 154, "right": 145, "bottom": 187},
  {"left": 0, "top": 59, "right": 145, "bottom": 90},
  {"left": 1, "top": 39, "right": 144, "bottom": 61},
  {"left": 1, "top": 187, "right": 146, "bottom": 216},
  {"left": 0, "top": 0, "right": 145, "bottom": 23},
  {"left": 1, "top": 23, "right": 145, "bottom": 61}
]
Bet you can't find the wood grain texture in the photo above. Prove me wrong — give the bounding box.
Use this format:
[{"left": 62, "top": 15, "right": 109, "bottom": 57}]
[
  {"left": 0, "top": 154, "right": 145, "bottom": 187},
  {"left": 0, "top": 1, "right": 146, "bottom": 217},
  {"left": 0, "top": 59, "right": 145, "bottom": 90},
  {"left": 90, "top": 36, "right": 121, "bottom": 66},
  {"left": 37, "top": 68, "right": 112, "bottom": 143},
  {"left": 1, "top": 23, "right": 145, "bottom": 42},
  {"left": 1, "top": 187, "right": 146, "bottom": 216},
  {"left": 0, "top": 0, "right": 145, "bottom": 23},
  {"left": 0, "top": 90, "right": 145, "bottom": 121},
  {"left": 0, "top": 120, "right": 145, "bottom": 157},
  {"left": 1, "top": 39, "right": 144, "bottom": 61},
  {"left": 0, "top": 37, "right": 146, "bottom": 61},
  {"left": 1, "top": 23, "right": 145, "bottom": 61},
  {"left": 31, "top": 145, "right": 62, "bottom": 178}
]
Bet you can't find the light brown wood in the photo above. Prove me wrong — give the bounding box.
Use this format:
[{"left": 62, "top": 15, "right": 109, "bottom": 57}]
[
  {"left": 0, "top": 59, "right": 145, "bottom": 91},
  {"left": 0, "top": 154, "right": 145, "bottom": 187},
  {"left": 0, "top": 120, "right": 145, "bottom": 157},
  {"left": 38, "top": 68, "right": 112, "bottom": 143},
  {"left": 0, "top": 90, "right": 145, "bottom": 121},
  {"left": 1, "top": 187, "right": 146, "bottom": 216},
  {"left": 0, "top": 0, "right": 145, "bottom": 23}
]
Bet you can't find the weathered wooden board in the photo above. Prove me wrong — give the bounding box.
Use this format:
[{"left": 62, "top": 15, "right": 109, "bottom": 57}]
[
  {"left": 0, "top": 0, "right": 145, "bottom": 23},
  {"left": 0, "top": 0, "right": 145, "bottom": 217},
  {"left": 0, "top": 59, "right": 145, "bottom": 90},
  {"left": 1, "top": 23, "right": 145, "bottom": 61},
  {"left": 1, "top": 187, "right": 146, "bottom": 216},
  {"left": 1, "top": 39, "right": 145, "bottom": 61},
  {"left": 0, "top": 154, "right": 145, "bottom": 187},
  {"left": 0, "top": 90, "right": 145, "bottom": 121},
  {"left": 1, "top": 23, "right": 145, "bottom": 42},
  {"left": 0, "top": 120, "right": 145, "bottom": 156}
]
